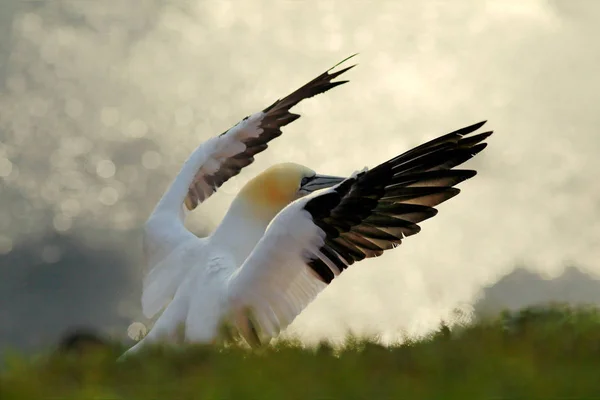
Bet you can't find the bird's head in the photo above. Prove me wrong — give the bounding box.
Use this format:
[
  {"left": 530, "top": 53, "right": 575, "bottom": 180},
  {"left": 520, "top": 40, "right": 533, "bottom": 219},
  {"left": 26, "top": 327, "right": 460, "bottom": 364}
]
[{"left": 237, "top": 162, "right": 345, "bottom": 219}]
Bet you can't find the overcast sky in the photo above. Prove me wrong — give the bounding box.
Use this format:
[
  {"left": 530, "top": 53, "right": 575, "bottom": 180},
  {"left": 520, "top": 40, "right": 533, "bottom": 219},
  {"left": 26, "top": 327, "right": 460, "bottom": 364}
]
[{"left": 1, "top": 0, "right": 599, "bottom": 350}]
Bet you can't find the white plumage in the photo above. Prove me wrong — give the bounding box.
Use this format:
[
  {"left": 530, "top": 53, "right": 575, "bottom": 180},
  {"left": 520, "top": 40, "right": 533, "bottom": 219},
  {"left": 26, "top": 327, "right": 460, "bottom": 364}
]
[{"left": 120, "top": 55, "right": 493, "bottom": 358}]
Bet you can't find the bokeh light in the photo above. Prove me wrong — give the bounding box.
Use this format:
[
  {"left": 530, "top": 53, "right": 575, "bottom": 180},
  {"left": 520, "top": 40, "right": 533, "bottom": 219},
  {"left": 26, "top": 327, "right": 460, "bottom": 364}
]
[{"left": 1, "top": 0, "right": 599, "bottom": 353}]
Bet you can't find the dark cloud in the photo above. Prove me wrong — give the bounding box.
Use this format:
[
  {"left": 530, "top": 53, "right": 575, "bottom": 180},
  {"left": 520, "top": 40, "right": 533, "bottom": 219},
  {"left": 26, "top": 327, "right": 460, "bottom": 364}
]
[
  {"left": 474, "top": 266, "right": 600, "bottom": 318},
  {"left": 0, "top": 231, "right": 138, "bottom": 356}
]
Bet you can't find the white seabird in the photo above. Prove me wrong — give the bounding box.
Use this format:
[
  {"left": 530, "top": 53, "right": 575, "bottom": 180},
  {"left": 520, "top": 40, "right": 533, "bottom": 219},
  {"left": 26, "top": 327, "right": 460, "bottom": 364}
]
[{"left": 121, "top": 55, "right": 493, "bottom": 358}]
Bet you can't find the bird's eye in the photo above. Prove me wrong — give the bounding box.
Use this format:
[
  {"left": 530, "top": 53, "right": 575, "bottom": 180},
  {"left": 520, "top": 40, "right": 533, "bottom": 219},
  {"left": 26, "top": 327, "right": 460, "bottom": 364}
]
[{"left": 300, "top": 176, "right": 312, "bottom": 187}]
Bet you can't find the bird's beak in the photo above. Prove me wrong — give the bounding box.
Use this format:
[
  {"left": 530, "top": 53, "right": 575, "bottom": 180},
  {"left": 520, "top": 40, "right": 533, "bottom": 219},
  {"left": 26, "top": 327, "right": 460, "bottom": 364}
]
[{"left": 301, "top": 174, "right": 346, "bottom": 193}]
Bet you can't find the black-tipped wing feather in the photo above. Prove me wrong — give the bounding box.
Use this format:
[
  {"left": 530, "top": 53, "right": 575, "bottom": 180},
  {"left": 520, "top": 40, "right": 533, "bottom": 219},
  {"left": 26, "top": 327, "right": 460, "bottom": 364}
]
[
  {"left": 227, "top": 121, "right": 492, "bottom": 347},
  {"left": 184, "top": 55, "right": 357, "bottom": 211},
  {"left": 303, "top": 121, "right": 491, "bottom": 282}
]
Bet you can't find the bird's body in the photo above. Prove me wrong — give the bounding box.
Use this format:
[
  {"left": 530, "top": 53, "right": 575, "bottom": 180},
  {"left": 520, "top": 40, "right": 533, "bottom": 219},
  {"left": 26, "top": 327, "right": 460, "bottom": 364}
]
[{"left": 120, "top": 55, "right": 493, "bottom": 359}]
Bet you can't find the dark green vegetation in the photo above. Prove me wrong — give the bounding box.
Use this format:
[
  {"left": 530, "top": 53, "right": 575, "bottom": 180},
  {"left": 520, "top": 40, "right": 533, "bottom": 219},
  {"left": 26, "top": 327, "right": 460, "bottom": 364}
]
[{"left": 2, "top": 305, "right": 600, "bottom": 399}]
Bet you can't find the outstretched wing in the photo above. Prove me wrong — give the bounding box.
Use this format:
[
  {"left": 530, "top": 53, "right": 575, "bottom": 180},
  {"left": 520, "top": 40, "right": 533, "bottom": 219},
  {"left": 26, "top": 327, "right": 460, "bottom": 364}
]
[
  {"left": 183, "top": 55, "right": 357, "bottom": 212},
  {"left": 142, "top": 56, "right": 356, "bottom": 317},
  {"left": 226, "top": 121, "right": 492, "bottom": 347}
]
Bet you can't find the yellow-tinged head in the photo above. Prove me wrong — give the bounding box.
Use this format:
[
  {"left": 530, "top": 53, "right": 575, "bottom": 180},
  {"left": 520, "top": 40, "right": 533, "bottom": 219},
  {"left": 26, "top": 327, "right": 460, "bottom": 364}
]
[{"left": 237, "top": 162, "right": 345, "bottom": 220}]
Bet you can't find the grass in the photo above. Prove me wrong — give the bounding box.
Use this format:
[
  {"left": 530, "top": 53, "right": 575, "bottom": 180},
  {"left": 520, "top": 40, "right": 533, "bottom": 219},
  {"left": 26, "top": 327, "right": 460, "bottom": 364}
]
[{"left": 2, "top": 304, "right": 600, "bottom": 399}]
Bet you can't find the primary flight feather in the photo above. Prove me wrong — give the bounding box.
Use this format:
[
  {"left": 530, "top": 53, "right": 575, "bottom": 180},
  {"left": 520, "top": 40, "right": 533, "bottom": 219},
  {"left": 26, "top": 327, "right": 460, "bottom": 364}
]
[{"left": 121, "top": 55, "right": 492, "bottom": 357}]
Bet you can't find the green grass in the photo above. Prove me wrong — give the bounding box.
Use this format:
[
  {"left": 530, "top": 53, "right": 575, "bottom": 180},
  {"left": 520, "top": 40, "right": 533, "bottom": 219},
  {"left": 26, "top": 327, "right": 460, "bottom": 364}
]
[{"left": 2, "top": 304, "right": 600, "bottom": 399}]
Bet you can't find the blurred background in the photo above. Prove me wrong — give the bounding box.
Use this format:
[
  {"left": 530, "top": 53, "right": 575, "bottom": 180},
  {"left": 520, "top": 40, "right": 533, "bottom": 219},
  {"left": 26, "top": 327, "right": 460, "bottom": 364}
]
[{"left": 1, "top": 0, "right": 599, "bottom": 355}]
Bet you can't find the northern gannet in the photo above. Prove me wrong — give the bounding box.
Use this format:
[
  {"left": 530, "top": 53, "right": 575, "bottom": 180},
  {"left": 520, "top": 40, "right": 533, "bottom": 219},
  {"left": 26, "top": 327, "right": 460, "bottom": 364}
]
[{"left": 121, "top": 55, "right": 492, "bottom": 357}]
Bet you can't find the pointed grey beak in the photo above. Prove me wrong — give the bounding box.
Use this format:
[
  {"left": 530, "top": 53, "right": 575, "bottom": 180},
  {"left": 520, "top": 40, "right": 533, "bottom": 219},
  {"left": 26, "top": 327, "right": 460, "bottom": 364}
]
[{"left": 301, "top": 174, "right": 346, "bottom": 193}]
